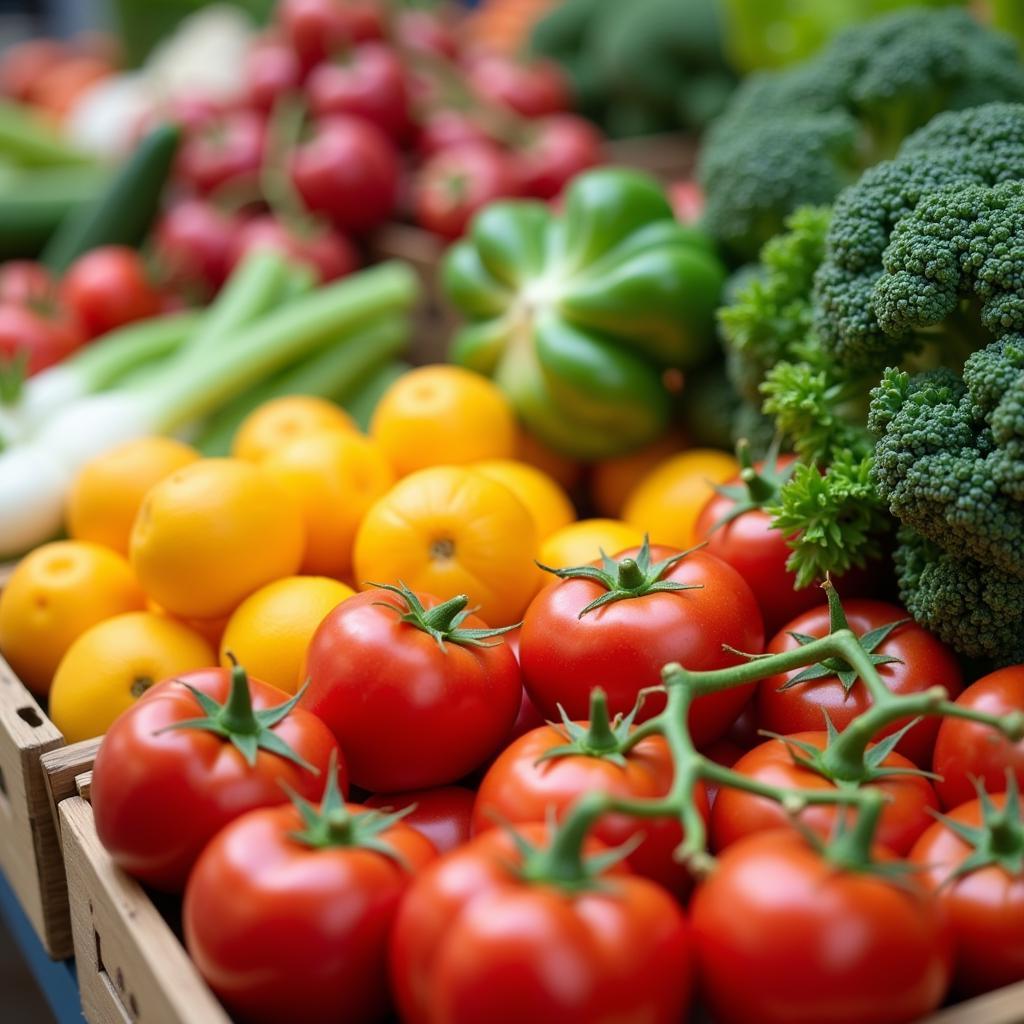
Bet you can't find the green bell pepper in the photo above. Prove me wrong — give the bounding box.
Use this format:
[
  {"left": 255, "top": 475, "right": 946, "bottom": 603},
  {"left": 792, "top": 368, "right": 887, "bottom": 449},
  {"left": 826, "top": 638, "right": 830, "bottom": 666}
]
[{"left": 442, "top": 168, "right": 726, "bottom": 459}]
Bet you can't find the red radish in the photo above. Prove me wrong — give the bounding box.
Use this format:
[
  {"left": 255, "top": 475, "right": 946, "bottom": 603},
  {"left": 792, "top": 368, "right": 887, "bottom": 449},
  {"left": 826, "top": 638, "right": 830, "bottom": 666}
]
[
  {"left": 177, "top": 109, "right": 266, "bottom": 196},
  {"left": 517, "top": 114, "right": 603, "bottom": 199},
  {"left": 278, "top": 0, "right": 383, "bottom": 71},
  {"left": 467, "top": 52, "right": 569, "bottom": 118},
  {"left": 230, "top": 214, "right": 358, "bottom": 283},
  {"left": 289, "top": 115, "right": 398, "bottom": 234},
  {"left": 413, "top": 143, "right": 520, "bottom": 240},
  {"left": 155, "top": 200, "right": 240, "bottom": 296},
  {"left": 0, "top": 262, "right": 56, "bottom": 307},
  {"left": 416, "top": 109, "right": 492, "bottom": 158},
  {"left": 395, "top": 10, "right": 460, "bottom": 60},
  {"left": 0, "top": 303, "right": 83, "bottom": 376},
  {"left": 244, "top": 38, "right": 303, "bottom": 113},
  {"left": 306, "top": 43, "right": 410, "bottom": 142}
]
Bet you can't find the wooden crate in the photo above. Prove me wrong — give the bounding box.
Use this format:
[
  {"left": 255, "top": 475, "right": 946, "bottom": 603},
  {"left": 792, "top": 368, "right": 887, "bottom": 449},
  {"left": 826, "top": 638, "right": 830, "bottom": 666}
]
[
  {"left": 0, "top": 652, "right": 73, "bottom": 958},
  {"left": 57, "top": 766, "right": 1024, "bottom": 1024},
  {"left": 61, "top": 793, "right": 231, "bottom": 1024}
]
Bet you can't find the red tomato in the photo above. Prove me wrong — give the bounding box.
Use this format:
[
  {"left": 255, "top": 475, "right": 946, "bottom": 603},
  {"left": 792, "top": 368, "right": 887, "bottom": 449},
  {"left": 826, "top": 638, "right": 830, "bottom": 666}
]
[
  {"left": 278, "top": 0, "right": 382, "bottom": 70},
  {"left": 155, "top": 200, "right": 240, "bottom": 296},
  {"left": 390, "top": 825, "right": 693, "bottom": 1024},
  {"left": 691, "top": 829, "right": 953, "bottom": 1024},
  {"left": 756, "top": 599, "right": 962, "bottom": 767},
  {"left": 0, "top": 261, "right": 55, "bottom": 306},
  {"left": 693, "top": 452, "right": 822, "bottom": 633},
  {"left": 60, "top": 246, "right": 163, "bottom": 339},
  {"left": 516, "top": 114, "right": 603, "bottom": 201},
  {"left": 466, "top": 52, "right": 569, "bottom": 118},
  {"left": 473, "top": 716, "right": 709, "bottom": 897},
  {"left": 412, "top": 143, "right": 520, "bottom": 240},
  {"left": 909, "top": 791, "right": 1024, "bottom": 996},
  {"left": 415, "top": 109, "right": 492, "bottom": 159},
  {"left": 185, "top": 796, "right": 435, "bottom": 1024},
  {"left": 506, "top": 685, "right": 545, "bottom": 743},
  {"left": 289, "top": 115, "right": 399, "bottom": 234},
  {"left": 91, "top": 665, "right": 344, "bottom": 891},
  {"left": 519, "top": 544, "right": 765, "bottom": 747},
  {"left": 176, "top": 109, "right": 266, "bottom": 196},
  {"left": 0, "top": 302, "right": 82, "bottom": 375},
  {"left": 306, "top": 43, "right": 411, "bottom": 142},
  {"left": 244, "top": 37, "right": 303, "bottom": 113},
  {"left": 365, "top": 787, "right": 475, "bottom": 854},
  {"left": 933, "top": 666, "right": 1024, "bottom": 808},
  {"left": 229, "top": 214, "right": 358, "bottom": 284},
  {"left": 710, "top": 731, "right": 939, "bottom": 855},
  {"left": 301, "top": 587, "right": 521, "bottom": 791}
]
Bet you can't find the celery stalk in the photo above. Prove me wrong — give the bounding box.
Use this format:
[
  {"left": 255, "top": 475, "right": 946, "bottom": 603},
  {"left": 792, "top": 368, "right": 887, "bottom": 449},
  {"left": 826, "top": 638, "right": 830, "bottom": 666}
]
[{"left": 0, "top": 262, "right": 418, "bottom": 558}]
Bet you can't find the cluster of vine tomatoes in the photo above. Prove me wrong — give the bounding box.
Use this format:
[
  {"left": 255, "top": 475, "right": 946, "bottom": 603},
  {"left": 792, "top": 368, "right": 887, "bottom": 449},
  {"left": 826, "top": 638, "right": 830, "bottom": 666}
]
[{"left": 87, "top": 479, "right": 1024, "bottom": 1024}]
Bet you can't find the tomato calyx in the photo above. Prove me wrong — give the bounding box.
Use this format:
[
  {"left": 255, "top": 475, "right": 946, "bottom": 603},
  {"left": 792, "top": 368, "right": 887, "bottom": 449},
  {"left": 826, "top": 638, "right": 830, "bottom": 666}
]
[
  {"left": 935, "top": 774, "right": 1024, "bottom": 880},
  {"left": 370, "top": 581, "right": 519, "bottom": 650},
  {"left": 811, "top": 789, "right": 916, "bottom": 881},
  {"left": 539, "top": 535, "right": 704, "bottom": 617},
  {"left": 777, "top": 579, "right": 907, "bottom": 695},
  {"left": 286, "top": 751, "right": 410, "bottom": 864},
  {"left": 709, "top": 437, "right": 795, "bottom": 530},
  {"left": 511, "top": 792, "right": 637, "bottom": 892},
  {"left": 157, "top": 656, "right": 318, "bottom": 772},
  {"left": 537, "top": 687, "right": 638, "bottom": 767},
  {"left": 765, "top": 711, "right": 940, "bottom": 788}
]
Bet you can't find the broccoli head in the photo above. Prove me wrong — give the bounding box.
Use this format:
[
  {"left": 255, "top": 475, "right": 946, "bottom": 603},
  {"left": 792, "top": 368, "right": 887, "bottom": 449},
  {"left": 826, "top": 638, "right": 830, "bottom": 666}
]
[
  {"left": 894, "top": 528, "right": 1024, "bottom": 663},
  {"left": 816, "top": 105, "right": 1024, "bottom": 370},
  {"left": 869, "top": 335, "right": 1024, "bottom": 659},
  {"left": 869, "top": 337, "right": 1024, "bottom": 577},
  {"left": 699, "top": 8, "right": 1024, "bottom": 261}
]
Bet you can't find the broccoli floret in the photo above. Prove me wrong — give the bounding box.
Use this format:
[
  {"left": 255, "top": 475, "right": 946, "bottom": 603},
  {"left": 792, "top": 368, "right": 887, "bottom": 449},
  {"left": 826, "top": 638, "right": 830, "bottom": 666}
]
[
  {"left": 895, "top": 528, "right": 1024, "bottom": 663},
  {"left": 767, "top": 451, "right": 891, "bottom": 589},
  {"left": 870, "top": 336, "right": 1024, "bottom": 582},
  {"left": 718, "top": 205, "right": 832, "bottom": 406},
  {"left": 817, "top": 108, "right": 1024, "bottom": 370},
  {"left": 699, "top": 8, "right": 1024, "bottom": 261}
]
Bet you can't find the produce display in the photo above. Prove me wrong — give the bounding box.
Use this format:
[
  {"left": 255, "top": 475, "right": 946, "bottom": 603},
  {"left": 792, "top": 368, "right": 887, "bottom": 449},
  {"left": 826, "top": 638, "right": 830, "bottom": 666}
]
[{"left": 0, "top": 4, "right": 1024, "bottom": 1024}]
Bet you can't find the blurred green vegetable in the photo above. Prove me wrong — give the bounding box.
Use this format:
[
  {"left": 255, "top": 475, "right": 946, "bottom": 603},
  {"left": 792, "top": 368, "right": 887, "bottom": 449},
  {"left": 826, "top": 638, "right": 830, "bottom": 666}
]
[
  {"left": 444, "top": 168, "right": 725, "bottom": 459},
  {"left": 700, "top": 6, "right": 1024, "bottom": 260},
  {"left": 720, "top": 0, "right": 967, "bottom": 71},
  {"left": 530, "top": 0, "right": 736, "bottom": 136}
]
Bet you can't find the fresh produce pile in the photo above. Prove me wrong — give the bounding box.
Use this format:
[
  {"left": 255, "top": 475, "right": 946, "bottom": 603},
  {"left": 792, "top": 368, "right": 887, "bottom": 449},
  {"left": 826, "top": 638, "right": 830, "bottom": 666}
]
[{"left": 0, "top": 4, "right": 1023, "bottom": 1024}]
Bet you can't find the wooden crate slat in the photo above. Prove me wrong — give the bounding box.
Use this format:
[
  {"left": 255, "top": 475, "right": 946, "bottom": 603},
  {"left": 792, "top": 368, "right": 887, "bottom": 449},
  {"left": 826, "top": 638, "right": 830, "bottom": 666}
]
[
  {"left": 42, "top": 737, "right": 102, "bottom": 841},
  {"left": 61, "top": 796, "right": 231, "bottom": 1024},
  {"left": 0, "top": 652, "right": 70, "bottom": 957}
]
